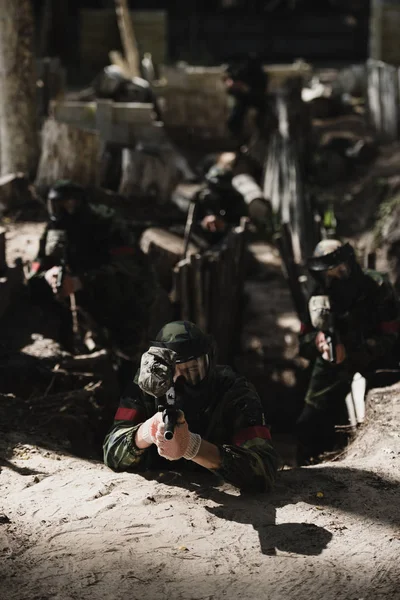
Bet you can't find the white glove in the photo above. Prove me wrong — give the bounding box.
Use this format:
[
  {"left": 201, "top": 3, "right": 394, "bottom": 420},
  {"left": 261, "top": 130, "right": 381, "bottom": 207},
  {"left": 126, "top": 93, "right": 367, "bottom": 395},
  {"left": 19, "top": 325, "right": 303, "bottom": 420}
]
[
  {"left": 138, "top": 412, "right": 164, "bottom": 445},
  {"left": 155, "top": 414, "right": 202, "bottom": 461}
]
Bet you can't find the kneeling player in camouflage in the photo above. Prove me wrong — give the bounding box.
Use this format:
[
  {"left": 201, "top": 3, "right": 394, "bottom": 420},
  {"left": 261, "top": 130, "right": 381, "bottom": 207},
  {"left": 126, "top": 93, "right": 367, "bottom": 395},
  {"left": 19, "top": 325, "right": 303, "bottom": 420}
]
[
  {"left": 297, "top": 239, "right": 400, "bottom": 465},
  {"left": 29, "top": 180, "right": 162, "bottom": 369},
  {"left": 103, "top": 321, "right": 278, "bottom": 492}
]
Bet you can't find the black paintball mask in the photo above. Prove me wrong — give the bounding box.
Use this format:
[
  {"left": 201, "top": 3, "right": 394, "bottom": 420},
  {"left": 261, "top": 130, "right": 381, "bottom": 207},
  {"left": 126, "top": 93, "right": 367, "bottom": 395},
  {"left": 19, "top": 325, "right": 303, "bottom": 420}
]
[
  {"left": 152, "top": 321, "right": 214, "bottom": 389},
  {"left": 308, "top": 241, "right": 363, "bottom": 311},
  {"left": 152, "top": 321, "right": 216, "bottom": 426},
  {"left": 47, "top": 181, "right": 88, "bottom": 228}
]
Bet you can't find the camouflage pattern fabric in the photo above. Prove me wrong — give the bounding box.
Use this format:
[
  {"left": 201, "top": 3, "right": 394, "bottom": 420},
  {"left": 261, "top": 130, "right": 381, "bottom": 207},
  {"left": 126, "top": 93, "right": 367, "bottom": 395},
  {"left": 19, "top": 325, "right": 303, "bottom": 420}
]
[
  {"left": 155, "top": 321, "right": 204, "bottom": 345},
  {"left": 103, "top": 365, "right": 278, "bottom": 493},
  {"left": 299, "top": 269, "right": 400, "bottom": 410},
  {"left": 137, "top": 347, "right": 177, "bottom": 398},
  {"left": 30, "top": 204, "right": 158, "bottom": 360}
]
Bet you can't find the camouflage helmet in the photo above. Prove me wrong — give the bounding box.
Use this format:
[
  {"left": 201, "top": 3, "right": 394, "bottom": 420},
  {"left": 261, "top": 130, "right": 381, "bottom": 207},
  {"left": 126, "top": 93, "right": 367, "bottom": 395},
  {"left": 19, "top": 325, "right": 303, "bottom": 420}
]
[
  {"left": 152, "top": 321, "right": 213, "bottom": 364},
  {"left": 307, "top": 239, "right": 356, "bottom": 273}
]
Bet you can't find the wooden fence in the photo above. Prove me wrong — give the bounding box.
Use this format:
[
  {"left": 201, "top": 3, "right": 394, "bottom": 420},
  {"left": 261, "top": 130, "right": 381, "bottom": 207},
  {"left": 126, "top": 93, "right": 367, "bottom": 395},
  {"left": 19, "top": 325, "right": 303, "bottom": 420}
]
[
  {"left": 367, "top": 58, "right": 400, "bottom": 142},
  {"left": 263, "top": 90, "right": 318, "bottom": 319},
  {"left": 171, "top": 219, "right": 248, "bottom": 364}
]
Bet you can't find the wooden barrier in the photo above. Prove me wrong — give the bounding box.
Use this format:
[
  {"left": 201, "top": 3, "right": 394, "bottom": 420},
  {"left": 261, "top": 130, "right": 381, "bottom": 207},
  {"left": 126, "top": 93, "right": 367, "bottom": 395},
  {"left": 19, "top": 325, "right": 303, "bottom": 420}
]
[
  {"left": 367, "top": 59, "right": 400, "bottom": 142},
  {"left": 171, "top": 219, "right": 248, "bottom": 364},
  {"left": 52, "top": 100, "right": 156, "bottom": 146}
]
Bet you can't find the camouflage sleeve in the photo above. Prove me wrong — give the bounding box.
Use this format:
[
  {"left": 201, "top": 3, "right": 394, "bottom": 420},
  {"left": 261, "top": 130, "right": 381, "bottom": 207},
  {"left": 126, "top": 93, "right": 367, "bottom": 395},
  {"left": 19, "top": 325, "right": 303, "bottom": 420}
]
[
  {"left": 210, "top": 375, "right": 278, "bottom": 493},
  {"left": 103, "top": 387, "right": 152, "bottom": 471}
]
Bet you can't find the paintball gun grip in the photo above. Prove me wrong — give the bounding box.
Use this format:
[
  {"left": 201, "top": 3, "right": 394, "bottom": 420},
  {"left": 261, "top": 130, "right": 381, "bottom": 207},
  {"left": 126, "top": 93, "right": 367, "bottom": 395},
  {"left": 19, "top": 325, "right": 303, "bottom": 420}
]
[
  {"left": 56, "top": 263, "right": 66, "bottom": 293},
  {"left": 324, "top": 331, "right": 337, "bottom": 363}
]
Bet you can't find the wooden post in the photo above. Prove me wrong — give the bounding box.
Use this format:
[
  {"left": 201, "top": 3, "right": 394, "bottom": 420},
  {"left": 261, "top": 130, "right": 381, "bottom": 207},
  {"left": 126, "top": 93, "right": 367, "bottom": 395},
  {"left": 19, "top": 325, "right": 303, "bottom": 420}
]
[
  {"left": 0, "top": 228, "right": 6, "bottom": 274},
  {"left": 114, "top": 0, "right": 141, "bottom": 78}
]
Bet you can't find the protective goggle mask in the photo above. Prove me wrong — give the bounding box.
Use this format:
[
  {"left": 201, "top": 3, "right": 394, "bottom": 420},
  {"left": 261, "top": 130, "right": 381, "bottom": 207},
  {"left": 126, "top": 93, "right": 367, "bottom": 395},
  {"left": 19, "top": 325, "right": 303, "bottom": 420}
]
[
  {"left": 322, "top": 263, "right": 350, "bottom": 288},
  {"left": 174, "top": 354, "right": 209, "bottom": 387}
]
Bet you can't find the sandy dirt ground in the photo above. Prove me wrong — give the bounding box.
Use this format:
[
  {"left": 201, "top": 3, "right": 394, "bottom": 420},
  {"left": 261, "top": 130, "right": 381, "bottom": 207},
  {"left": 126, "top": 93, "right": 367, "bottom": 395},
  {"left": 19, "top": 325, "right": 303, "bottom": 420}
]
[
  {"left": 0, "top": 382, "right": 399, "bottom": 600},
  {"left": 0, "top": 222, "right": 399, "bottom": 600}
]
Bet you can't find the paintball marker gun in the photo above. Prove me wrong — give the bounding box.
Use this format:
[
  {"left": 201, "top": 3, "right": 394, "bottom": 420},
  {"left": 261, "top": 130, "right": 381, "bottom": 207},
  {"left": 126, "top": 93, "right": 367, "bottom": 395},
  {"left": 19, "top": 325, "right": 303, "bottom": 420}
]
[
  {"left": 55, "top": 261, "right": 67, "bottom": 293},
  {"left": 156, "top": 377, "right": 185, "bottom": 440},
  {"left": 44, "top": 229, "right": 68, "bottom": 293},
  {"left": 309, "top": 295, "right": 337, "bottom": 363}
]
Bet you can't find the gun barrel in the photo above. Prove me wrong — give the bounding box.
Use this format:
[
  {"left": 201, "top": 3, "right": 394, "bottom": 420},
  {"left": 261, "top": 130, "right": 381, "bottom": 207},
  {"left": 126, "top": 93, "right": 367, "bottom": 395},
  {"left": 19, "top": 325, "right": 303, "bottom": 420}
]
[{"left": 163, "top": 409, "right": 176, "bottom": 440}]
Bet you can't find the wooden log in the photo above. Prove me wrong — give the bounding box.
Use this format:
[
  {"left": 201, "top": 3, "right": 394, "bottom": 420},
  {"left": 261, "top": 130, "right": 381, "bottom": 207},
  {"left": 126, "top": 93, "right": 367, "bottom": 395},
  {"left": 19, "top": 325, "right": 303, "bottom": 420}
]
[
  {"left": 59, "top": 349, "right": 111, "bottom": 372},
  {"left": 108, "top": 50, "right": 131, "bottom": 79},
  {"left": 114, "top": 0, "right": 141, "bottom": 78},
  {"left": 35, "top": 118, "right": 102, "bottom": 194}
]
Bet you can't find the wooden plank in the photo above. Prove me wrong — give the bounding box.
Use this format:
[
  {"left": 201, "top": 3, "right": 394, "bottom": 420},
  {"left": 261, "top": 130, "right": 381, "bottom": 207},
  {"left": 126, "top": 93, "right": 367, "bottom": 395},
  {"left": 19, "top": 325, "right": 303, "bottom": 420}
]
[
  {"left": 0, "top": 228, "right": 6, "bottom": 274},
  {"left": 115, "top": 0, "right": 141, "bottom": 78},
  {"left": 112, "top": 102, "right": 154, "bottom": 125}
]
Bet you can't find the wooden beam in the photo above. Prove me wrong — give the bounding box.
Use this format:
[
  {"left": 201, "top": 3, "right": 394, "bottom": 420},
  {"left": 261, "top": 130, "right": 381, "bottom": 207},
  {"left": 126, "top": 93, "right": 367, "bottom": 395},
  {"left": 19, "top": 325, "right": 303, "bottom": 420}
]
[{"left": 114, "top": 0, "right": 141, "bottom": 78}]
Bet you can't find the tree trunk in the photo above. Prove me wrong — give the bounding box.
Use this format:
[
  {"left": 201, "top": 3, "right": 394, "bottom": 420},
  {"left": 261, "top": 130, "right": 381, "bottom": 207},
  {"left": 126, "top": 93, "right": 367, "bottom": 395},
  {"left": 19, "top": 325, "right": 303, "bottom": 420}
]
[
  {"left": 114, "top": 0, "right": 141, "bottom": 78},
  {"left": 0, "top": 0, "right": 39, "bottom": 177},
  {"left": 35, "top": 118, "right": 101, "bottom": 195}
]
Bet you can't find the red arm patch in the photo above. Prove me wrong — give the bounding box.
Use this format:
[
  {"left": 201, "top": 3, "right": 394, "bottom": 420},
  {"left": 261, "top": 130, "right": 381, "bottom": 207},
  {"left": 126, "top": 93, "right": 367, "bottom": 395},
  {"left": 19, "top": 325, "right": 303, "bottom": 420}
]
[
  {"left": 300, "top": 322, "right": 312, "bottom": 335},
  {"left": 30, "top": 261, "right": 41, "bottom": 274},
  {"left": 114, "top": 407, "right": 142, "bottom": 423},
  {"left": 233, "top": 425, "right": 272, "bottom": 447},
  {"left": 379, "top": 321, "right": 400, "bottom": 334}
]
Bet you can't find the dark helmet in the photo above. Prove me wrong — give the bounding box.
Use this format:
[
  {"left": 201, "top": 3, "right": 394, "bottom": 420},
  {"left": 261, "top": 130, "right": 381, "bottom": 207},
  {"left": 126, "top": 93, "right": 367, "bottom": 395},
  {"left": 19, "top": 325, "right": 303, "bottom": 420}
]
[
  {"left": 152, "top": 321, "right": 214, "bottom": 387},
  {"left": 307, "top": 240, "right": 362, "bottom": 305},
  {"left": 47, "top": 180, "right": 88, "bottom": 224},
  {"left": 307, "top": 240, "right": 356, "bottom": 273}
]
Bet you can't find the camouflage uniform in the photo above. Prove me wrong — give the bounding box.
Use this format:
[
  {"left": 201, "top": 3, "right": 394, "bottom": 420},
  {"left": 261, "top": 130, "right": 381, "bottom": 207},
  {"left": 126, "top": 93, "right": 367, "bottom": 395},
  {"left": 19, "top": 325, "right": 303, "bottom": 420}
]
[
  {"left": 297, "top": 269, "right": 400, "bottom": 460},
  {"left": 300, "top": 269, "right": 400, "bottom": 408},
  {"left": 30, "top": 203, "right": 157, "bottom": 360},
  {"left": 103, "top": 322, "right": 278, "bottom": 493}
]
